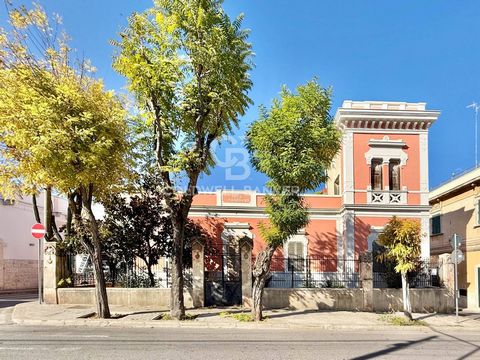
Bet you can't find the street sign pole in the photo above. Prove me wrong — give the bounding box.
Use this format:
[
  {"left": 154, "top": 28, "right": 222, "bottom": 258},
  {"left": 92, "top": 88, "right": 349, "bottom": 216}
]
[
  {"left": 38, "top": 235, "right": 42, "bottom": 304},
  {"left": 31, "top": 223, "right": 46, "bottom": 305},
  {"left": 454, "top": 234, "right": 458, "bottom": 322}
]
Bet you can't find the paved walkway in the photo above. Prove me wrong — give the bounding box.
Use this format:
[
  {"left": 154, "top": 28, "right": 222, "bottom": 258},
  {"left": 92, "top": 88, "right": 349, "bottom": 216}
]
[{"left": 6, "top": 302, "right": 480, "bottom": 330}]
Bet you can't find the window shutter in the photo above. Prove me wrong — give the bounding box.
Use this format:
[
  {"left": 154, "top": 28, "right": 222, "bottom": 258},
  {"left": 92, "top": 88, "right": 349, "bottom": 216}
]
[{"left": 431, "top": 216, "right": 441, "bottom": 235}]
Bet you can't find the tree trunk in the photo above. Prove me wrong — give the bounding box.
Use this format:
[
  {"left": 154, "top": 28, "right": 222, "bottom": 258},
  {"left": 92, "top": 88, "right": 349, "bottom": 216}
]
[
  {"left": 401, "top": 271, "right": 412, "bottom": 320},
  {"left": 170, "top": 214, "right": 185, "bottom": 319},
  {"left": 82, "top": 191, "right": 110, "bottom": 319},
  {"left": 45, "top": 186, "right": 53, "bottom": 241},
  {"left": 32, "top": 194, "right": 41, "bottom": 223},
  {"left": 251, "top": 246, "right": 276, "bottom": 321},
  {"left": 91, "top": 242, "right": 110, "bottom": 318},
  {"left": 147, "top": 263, "right": 155, "bottom": 287}
]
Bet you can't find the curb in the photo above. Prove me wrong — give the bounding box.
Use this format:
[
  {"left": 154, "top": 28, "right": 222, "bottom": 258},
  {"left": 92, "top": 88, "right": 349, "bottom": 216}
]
[
  {"left": 9, "top": 304, "right": 479, "bottom": 332},
  {"left": 10, "top": 316, "right": 477, "bottom": 332}
]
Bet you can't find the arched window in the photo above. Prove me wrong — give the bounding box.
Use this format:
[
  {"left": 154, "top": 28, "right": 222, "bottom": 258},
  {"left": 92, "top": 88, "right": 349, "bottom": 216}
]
[{"left": 371, "top": 158, "right": 383, "bottom": 190}]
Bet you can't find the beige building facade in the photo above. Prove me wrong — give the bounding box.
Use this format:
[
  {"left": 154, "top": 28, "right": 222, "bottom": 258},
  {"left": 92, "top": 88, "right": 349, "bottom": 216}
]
[
  {"left": 0, "top": 193, "right": 67, "bottom": 292},
  {"left": 429, "top": 167, "right": 480, "bottom": 310}
]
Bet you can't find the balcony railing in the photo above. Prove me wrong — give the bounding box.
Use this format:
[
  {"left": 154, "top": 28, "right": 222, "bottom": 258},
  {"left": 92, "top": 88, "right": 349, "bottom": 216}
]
[{"left": 367, "top": 189, "right": 407, "bottom": 205}]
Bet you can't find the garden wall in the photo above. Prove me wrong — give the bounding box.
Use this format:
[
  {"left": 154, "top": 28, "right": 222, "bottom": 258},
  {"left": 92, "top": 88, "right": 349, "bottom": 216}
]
[
  {"left": 57, "top": 288, "right": 193, "bottom": 309},
  {"left": 55, "top": 287, "right": 453, "bottom": 314},
  {"left": 263, "top": 288, "right": 454, "bottom": 313}
]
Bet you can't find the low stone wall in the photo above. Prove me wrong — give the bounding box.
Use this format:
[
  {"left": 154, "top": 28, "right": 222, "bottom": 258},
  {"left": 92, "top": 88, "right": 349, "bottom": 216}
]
[
  {"left": 373, "top": 288, "right": 454, "bottom": 313},
  {"left": 264, "top": 288, "right": 365, "bottom": 311},
  {"left": 57, "top": 288, "right": 193, "bottom": 309},
  {"left": 264, "top": 288, "right": 454, "bottom": 313}
]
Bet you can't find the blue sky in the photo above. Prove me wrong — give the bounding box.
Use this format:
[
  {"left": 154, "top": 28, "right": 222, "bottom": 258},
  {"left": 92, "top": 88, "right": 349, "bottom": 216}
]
[{"left": 2, "top": 1, "right": 480, "bottom": 191}]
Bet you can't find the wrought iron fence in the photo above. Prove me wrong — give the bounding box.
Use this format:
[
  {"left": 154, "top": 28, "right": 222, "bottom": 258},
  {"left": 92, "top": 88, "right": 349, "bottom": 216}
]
[
  {"left": 373, "top": 260, "right": 441, "bottom": 288},
  {"left": 262, "top": 256, "right": 360, "bottom": 289},
  {"left": 66, "top": 254, "right": 193, "bottom": 288}
]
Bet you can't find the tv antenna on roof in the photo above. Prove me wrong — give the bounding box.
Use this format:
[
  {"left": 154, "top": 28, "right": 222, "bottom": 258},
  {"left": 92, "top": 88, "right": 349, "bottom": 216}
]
[{"left": 467, "top": 102, "right": 480, "bottom": 166}]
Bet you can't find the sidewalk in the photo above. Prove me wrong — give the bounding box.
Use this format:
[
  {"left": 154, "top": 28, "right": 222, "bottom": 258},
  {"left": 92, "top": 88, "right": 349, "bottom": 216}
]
[{"left": 8, "top": 302, "right": 480, "bottom": 331}]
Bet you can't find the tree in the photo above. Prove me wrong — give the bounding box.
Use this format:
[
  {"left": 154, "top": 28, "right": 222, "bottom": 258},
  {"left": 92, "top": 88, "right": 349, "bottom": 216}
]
[
  {"left": 112, "top": 0, "right": 253, "bottom": 319},
  {"left": 377, "top": 216, "right": 422, "bottom": 320},
  {"left": 246, "top": 79, "right": 341, "bottom": 321},
  {"left": 0, "top": 3, "right": 130, "bottom": 318},
  {"left": 102, "top": 174, "right": 204, "bottom": 287}
]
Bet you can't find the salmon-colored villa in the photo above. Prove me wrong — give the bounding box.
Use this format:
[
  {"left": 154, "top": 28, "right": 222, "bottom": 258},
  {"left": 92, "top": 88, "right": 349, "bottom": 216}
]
[{"left": 189, "top": 100, "right": 440, "bottom": 265}]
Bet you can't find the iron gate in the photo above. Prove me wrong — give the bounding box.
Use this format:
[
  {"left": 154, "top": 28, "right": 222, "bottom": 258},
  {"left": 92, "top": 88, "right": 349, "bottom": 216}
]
[{"left": 204, "top": 253, "right": 242, "bottom": 306}]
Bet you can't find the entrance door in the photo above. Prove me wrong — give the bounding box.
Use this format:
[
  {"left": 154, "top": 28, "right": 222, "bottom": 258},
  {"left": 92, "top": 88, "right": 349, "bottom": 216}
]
[{"left": 204, "top": 252, "right": 242, "bottom": 307}]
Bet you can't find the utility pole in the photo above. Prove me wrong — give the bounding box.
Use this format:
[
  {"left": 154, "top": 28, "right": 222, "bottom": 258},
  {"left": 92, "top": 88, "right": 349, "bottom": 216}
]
[
  {"left": 450, "top": 233, "right": 464, "bottom": 323},
  {"left": 467, "top": 102, "right": 480, "bottom": 166}
]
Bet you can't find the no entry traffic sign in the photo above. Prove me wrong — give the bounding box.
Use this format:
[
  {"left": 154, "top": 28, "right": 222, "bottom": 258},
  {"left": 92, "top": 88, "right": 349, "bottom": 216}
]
[{"left": 31, "top": 223, "right": 46, "bottom": 239}]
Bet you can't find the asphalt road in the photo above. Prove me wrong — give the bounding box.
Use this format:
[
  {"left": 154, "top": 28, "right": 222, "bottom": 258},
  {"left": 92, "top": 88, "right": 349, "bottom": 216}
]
[
  {"left": 0, "top": 292, "right": 37, "bottom": 309},
  {"left": 0, "top": 324, "right": 479, "bottom": 360}
]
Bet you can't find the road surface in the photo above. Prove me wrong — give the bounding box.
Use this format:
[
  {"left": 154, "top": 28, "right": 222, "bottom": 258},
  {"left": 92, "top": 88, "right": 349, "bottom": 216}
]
[{"left": 0, "top": 323, "right": 479, "bottom": 359}]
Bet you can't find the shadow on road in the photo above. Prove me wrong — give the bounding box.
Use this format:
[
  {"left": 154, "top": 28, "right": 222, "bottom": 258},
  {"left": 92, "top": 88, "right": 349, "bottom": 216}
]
[
  {"left": 0, "top": 292, "right": 37, "bottom": 309},
  {"left": 351, "top": 335, "right": 437, "bottom": 359},
  {"left": 428, "top": 326, "right": 480, "bottom": 360}
]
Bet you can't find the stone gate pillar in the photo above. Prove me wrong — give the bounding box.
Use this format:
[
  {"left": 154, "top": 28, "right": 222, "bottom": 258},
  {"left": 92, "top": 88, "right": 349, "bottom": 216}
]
[
  {"left": 43, "top": 241, "right": 61, "bottom": 304},
  {"left": 438, "top": 253, "right": 455, "bottom": 291},
  {"left": 239, "top": 236, "right": 253, "bottom": 308},
  {"left": 360, "top": 251, "right": 373, "bottom": 312},
  {"left": 191, "top": 238, "right": 205, "bottom": 308},
  {"left": 438, "top": 253, "right": 456, "bottom": 312}
]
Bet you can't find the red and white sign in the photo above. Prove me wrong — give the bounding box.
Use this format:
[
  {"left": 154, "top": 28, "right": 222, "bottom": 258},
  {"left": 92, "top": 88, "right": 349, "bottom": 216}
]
[{"left": 31, "top": 223, "right": 46, "bottom": 239}]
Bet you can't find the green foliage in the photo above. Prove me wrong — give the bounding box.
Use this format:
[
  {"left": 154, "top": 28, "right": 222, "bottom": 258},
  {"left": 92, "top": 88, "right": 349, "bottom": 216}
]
[
  {"left": 113, "top": 0, "right": 254, "bottom": 317},
  {"left": 379, "top": 314, "right": 427, "bottom": 326},
  {"left": 158, "top": 313, "right": 197, "bottom": 321},
  {"left": 377, "top": 217, "right": 422, "bottom": 274},
  {"left": 101, "top": 174, "right": 208, "bottom": 270},
  {"left": 246, "top": 79, "right": 341, "bottom": 248},
  {"left": 259, "top": 192, "right": 309, "bottom": 248},
  {"left": 0, "top": 2, "right": 131, "bottom": 200},
  {"left": 246, "top": 79, "right": 340, "bottom": 193},
  {"left": 57, "top": 277, "right": 73, "bottom": 288},
  {"left": 324, "top": 279, "right": 345, "bottom": 288},
  {"left": 219, "top": 311, "right": 254, "bottom": 322},
  {"left": 112, "top": 0, "right": 253, "bottom": 182}
]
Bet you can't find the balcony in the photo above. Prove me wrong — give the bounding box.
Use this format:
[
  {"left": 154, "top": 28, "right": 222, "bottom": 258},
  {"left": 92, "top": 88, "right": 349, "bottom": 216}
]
[{"left": 367, "top": 189, "right": 407, "bottom": 205}]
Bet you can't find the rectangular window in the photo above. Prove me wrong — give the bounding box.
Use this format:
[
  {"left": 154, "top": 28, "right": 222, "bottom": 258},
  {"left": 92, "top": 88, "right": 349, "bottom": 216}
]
[
  {"left": 287, "top": 240, "right": 305, "bottom": 272},
  {"left": 389, "top": 159, "right": 401, "bottom": 191},
  {"left": 431, "top": 215, "right": 442, "bottom": 235},
  {"left": 371, "top": 159, "right": 383, "bottom": 190},
  {"left": 334, "top": 176, "right": 340, "bottom": 195}
]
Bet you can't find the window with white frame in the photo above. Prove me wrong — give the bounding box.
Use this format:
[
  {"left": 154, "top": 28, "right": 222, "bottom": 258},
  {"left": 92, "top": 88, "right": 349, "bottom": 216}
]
[
  {"left": 371, "top": 158, "right": 383, "bottom": 190},
  {"left": 389, "top": 159, "right": 401, "bottom": 191},
  {"left": 285, "top": 235, "right": 307, "bottom": 272}
]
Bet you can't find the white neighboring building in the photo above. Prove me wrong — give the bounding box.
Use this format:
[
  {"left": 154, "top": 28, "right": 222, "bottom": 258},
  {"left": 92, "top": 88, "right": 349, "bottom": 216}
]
[{"left": 0, "top": 192, "right": 68, "bottom": 292}]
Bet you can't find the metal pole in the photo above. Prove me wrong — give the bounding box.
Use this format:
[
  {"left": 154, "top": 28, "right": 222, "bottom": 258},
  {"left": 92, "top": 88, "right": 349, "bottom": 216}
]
[
  {"left": 38, "top": 236, "right": 43, "bottom": 304},
  {"left": 454, "top": 234, "right": 459, "bottom": 322}
]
